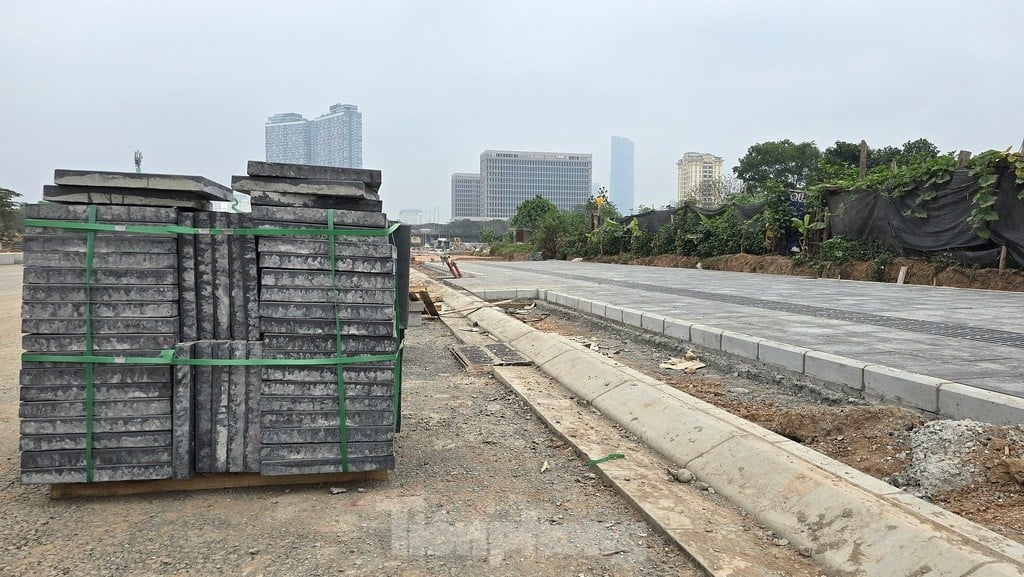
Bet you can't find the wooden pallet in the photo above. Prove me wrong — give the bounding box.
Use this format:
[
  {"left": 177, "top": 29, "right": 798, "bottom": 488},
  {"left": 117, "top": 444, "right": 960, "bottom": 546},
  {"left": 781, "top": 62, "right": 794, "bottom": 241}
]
[{"left": 50, "top": 470, "right": 388, "bottom": 498}]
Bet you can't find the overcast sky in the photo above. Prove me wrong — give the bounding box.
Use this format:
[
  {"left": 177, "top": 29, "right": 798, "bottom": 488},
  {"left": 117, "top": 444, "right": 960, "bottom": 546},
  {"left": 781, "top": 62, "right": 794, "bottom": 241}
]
[{"left": 2, "top": 1, "right": 1022, "bottom": 219}]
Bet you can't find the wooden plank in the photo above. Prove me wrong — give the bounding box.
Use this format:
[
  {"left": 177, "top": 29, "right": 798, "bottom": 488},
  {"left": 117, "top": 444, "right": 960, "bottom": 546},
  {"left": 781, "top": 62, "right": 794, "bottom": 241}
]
[
  {"left": 416, "top": 291, "right": 439, "bottom": 317},
  {"left": 50, "top": 470, "right": 389, "bottom": 498}
]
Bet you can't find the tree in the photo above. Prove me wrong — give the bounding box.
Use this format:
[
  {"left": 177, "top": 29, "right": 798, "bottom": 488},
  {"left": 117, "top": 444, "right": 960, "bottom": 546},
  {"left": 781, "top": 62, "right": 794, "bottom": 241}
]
[
  {"left": 868, "top": 146, "right": 901, "bottom": 169},
  {"left": 733, "top": 140, "right": 822, "bottom": 192},
  {"left": 822, "top": 140, "right": 862, "bottom": 167},
  {"left": 0, "top": 187, "right": 23, "bottom": 243},
  {"left": 899, "top": 138, "right": 940, "bottom": 163},
  {"left": 510, "top": 196, "right": 558, "bottom": 231}
]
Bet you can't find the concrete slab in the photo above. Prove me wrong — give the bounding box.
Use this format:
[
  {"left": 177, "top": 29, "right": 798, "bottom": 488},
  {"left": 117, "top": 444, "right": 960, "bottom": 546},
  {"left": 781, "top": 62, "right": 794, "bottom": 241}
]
[
  {"left": 232, "top": 175, "right": 376, "bottom": 199},
  {"left": 938, "top": 383, "right": 1024, "bottom": 427},
  {"left": 640, "top": 313, "right": 666, "bottom": 334},
  {"left": 246, "top": 161, "right": 382, "bottom": 191},
  {"left": 720, "top": 330, "right": 760, "bottom": 360},
  {"left": 53, "top": 169, "right": 232, "bottom": 200},
  {"left": 664, "top": 319, "right": 691, "bottom": 342},
  {"left": 805, "top": 351, "right": 866, "bottom": 391},
  {"left": 863, "top": 365, "right": 944, "bottom": 414},
  {"left": 621, "top": 307, "right": 643, "bottom": 328},
  {"left": 689, "top": 324, "right": 722, "bottom": 350}
]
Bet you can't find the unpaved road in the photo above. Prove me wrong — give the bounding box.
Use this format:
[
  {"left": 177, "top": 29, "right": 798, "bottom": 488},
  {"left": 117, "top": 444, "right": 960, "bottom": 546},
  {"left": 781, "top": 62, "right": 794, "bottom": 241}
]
[{"left": 0, "top": 264, "right": 704, "bottom": 577}]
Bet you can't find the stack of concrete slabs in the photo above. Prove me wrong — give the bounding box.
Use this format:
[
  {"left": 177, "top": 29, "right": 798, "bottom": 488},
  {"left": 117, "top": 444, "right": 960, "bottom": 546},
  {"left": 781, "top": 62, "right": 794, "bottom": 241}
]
[{"left": 20, "top": 204, "right": 181, "bottom": 484}]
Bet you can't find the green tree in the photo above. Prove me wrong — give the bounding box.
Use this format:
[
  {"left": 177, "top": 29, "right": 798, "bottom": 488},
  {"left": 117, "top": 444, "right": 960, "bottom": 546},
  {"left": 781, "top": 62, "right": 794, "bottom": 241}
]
[
  {"left": 0, "top": 188, "right": 23, "bottom": 243},
  {"left": 899, "top": 138, "right": 940, "bottom": 163},
  {"left": 733, "top": 140, "right": 822, "bottom": 192},
  {"left": 868, "top": 145, "right": 900, "bottom": 169},
  {"left": 822, "top": 140, "right": 862, "bottom": 167},
  {"left": 510, "top": 195, "right": 558, "bottom": 230}
]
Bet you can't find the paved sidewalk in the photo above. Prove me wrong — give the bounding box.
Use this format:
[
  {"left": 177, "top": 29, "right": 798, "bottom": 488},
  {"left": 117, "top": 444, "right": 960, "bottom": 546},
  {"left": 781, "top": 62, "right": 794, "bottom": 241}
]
[{"left": 443, "top": 260, "right": 1024, "bottom": 422}]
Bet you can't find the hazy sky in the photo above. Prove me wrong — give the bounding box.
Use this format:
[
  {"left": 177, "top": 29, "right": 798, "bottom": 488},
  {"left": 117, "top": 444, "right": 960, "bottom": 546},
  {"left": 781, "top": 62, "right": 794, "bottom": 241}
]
[{"left": 2, "top": 1, "right": 1022, "bottom": 219}]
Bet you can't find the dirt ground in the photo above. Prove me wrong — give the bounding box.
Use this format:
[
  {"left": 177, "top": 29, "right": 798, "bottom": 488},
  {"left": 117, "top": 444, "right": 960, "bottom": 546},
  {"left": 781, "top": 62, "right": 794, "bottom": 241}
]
[
  {"left": 589, "top": 253, "right": 1024, "bottom": 292},
  {"left": 0, "top": 271, "right": 704, "bottom": 577},
  {"left": 507, "top": 300, "right": 1024, "bottom": 545}
]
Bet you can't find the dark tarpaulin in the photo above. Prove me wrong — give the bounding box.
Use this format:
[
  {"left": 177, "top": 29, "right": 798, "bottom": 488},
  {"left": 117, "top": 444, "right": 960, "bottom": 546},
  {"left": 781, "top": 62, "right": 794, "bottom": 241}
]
[
  {"left": 624, "top": 203, "right": 767, "bottom": 234},
  {"left": 989, "top": 168, "right": 1024, "bottom": 267},
  {"left": 826, "top": 169, "right": 1022, "bottom": 267}
]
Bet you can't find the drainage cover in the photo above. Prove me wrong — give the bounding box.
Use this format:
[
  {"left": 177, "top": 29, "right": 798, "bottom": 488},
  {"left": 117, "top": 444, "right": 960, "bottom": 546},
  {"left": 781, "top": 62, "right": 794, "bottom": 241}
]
[{"left": 451, "top": 344, "right": 531, "bottom": 372}]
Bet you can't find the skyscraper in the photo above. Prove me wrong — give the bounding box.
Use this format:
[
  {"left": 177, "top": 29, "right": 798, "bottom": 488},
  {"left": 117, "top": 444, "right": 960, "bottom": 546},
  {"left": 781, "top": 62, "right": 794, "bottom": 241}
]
[
  {"left": 676, "top": 152, "right": 724, "bottom": 206},
  {"left": 479, "top": 150, "right": 592, "bottom": 219},
  {"left": 264, "top": 113, "right": 309, "bottom": 164},
  {"left": 264, "top": 103, "right": 363, "bottom": 168},
  {"left": 610, "top": 136, "right": 635, "bottom": 214},
  {"left": 451, "top": 173, "right": 482, "bottom": 219}
]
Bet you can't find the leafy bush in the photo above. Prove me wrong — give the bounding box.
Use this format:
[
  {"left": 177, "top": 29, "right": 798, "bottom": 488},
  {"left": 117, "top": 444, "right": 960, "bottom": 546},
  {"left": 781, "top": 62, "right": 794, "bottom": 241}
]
[
  {"left": 488, "top": 241, "right": 531, "bottom": 258},
  {"left": 818, "top": 236, "right": 890, "bottom": 264}
]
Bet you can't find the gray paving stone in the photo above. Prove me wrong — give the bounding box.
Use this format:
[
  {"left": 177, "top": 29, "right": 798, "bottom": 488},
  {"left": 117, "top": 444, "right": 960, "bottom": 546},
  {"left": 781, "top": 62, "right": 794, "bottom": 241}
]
[
  {"left": 227, "top": 341, "right": 246, "bottom": 472},
  {"left": 22, "top": 317, "right": 180, "bottom": 335},
  {"left": 53, "top": 169, "right": 232, "bottom": 200},
  {"left": 22, "top": 267, "right": 177, "bottom": 286},
  {"left": 25, "top": 203, "right": 178, "bottom": 223},
  {"left": 248, "top": 190, "right": 384, "bottom": 212},
  {"left": 260, "top": 410, "right": 394, "bottom": 429},
  {"left": 246, "top": 161, "right": 382, "bottom": 191},
  {"left": 23, "top": 234, "right": 177, "bottom": 254},
  {"left": 19, "top": 399, "right": 170, "bottom": 419},
  {"left": 22, "top": 334, "right": 179, "bottom": 353},
  {"left": 260, "top": 366, "right": 394, "bottom": 383},
  {"left": 19, "top": 431, "right": 172, "bottom": 452},
  {"left": 23, "top": 284, "right": 179, "bottom": 303},
  {"left": 194, "top": 212, "right": 215, "bottom": 340},
  {"left": 244, "top": 341, "right": 262, "bottom": 472},
  {"left": 251, "top": 205, "right": 386, "bottom": 227},
  {"left": 232, "top": 175, "right": 376, "bottom": 199},
  {"left": 260, "top": 382, "right": 395, "bottom": 397},
  {"left": 22, "top": 447, "right": 171, "bottom": 469},
  {"left": 259, "top": 455, "right": 394, "bottom": 476},
  {"left": 259, "top": 442, "right": 393, "bottom": 461},
  {"left": 21, "top": 464, "right": 172, "bottom": 484},
  {"left": 24, "top": 251, "right": 177, "bottom": 269},
  {"left": 260, "top": 396, "right": 393, "bottom": 412},
  {"left": 260, "top": 269, "right": 396, "bottom": 288},
  {"left": 20, "top": 366, "right": 171, "bottom": 385},
  {"left": 172, "top": 342, "right": 195, "bottom": 479},
  {"left": 259, "top": 302, "right": 394, "bottom": 321},
  {"left": 20, "top": 382, "right": 172, "bottom": 402},
  {"left": 257, "top": 237, "right": 393, "bottom": 258},
  {"left": 20, "top": 416, "right": 173, "bottom": 435},
  {"left": 42, "top": 185, "right": 211, "bottom": 209},
  {"left": 177, "top": 212, "right": 197, "bottom": 341},
  {"left": 259, "top": 318, "right": 394, "bottom": 336},
  {"left": 258, "top": 254, "right": 395, "bottom": 273},
  {"left": 258, "top": 287, "right": 394, "bottom": 304},
  {"left": 260, "top": 426, "right": 394, "bottom": 444},
  {"left": 193, "top": 341, "right": 214, "bottom": 472},
  {"left": 261, "top": 334, "right": 398, "bottom": 354},
  {"left": 211, "top": 214, "right": 232, "bottom": 340},
  {"left": 22, "top": 301, "right": 177, "bottom": 319}
]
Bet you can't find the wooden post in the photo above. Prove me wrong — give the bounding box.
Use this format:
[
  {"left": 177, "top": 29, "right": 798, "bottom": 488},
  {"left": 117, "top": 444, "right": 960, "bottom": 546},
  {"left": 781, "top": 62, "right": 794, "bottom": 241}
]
[
  {"left": 897, "top": 266, "right": 908, "bottom": 285},
  {"left": 859, "top": 140, "right": 868, "bottom": 179},
  {"left": 956, "top": 150, "right": 972, "bottom": 169},
  {"left": 890, "top": 159, "right": 898, "bottom": 173},
  {"left": 999, "top": 246, "right": 1008, "bottom": 271}
]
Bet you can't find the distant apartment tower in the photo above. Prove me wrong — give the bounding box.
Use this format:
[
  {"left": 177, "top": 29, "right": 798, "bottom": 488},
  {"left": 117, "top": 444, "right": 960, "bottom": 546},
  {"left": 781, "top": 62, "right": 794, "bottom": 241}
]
[
  {"left": 609, "top": 136, "right": 635, "bottom": 213},
  {"left": 265, "top": 113, "right": 309, "bottom": 164},
  {"left": 397, "top": 209, "right": 424, "bottom": 225},
  {"left": 265, "top": 103, "right": 363, "bottom": 168},
  {"left": 676, "top": 152, "right": 724, "bottom": 207},
  {"left": 451, "top": 173, "right": 482, "bottom": 219},
  {"left": 479, "top": 150, "right": 592, "bottom": 219}
]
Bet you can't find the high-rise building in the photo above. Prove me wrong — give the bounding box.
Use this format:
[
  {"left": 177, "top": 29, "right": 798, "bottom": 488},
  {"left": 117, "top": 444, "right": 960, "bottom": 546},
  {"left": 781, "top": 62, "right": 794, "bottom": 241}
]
[
  {"left": 610, "top": 136, "right": 635, "bottom": 214},
  {"left": 479, "top": 150, "right": 592, "bottom": 219},
  {"left": 265, "top": 103, "right": 363, "bottom": 168},
  {"left": 397, "top": 209, "right": 425, "bottom": 225},
  {"left": 451, "top": 173, "right": 482, "bottom": 219},
  {"left": 265, "top": 113, "right": 309, "bottom": 165},
  {"left": 676, "top": 152, "right": 724, "bottom": 207}
]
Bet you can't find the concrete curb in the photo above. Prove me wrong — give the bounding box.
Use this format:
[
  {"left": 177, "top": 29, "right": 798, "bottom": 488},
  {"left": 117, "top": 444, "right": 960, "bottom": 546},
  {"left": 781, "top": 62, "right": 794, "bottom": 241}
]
[
  {"left": 0, "top": 253, "right": 23, "bottom": 265},
  {"left": 435, "top": 281, "right": 1024, "bottom": 577}
]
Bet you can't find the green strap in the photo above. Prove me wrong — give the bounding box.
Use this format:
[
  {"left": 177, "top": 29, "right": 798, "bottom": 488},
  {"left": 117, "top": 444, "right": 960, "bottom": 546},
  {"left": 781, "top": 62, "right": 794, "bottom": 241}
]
[
  {"left": 24, "top": 219, "right": 401, "bottom": 238},
  {"left": 84, "top": 206, "right": 97, "bottom": 482},
  {"left": 21, "top": 351, "right": 399, "bottom": 366},
  {"left": 587, "top": 453, "right": 626, "bottom": 466},
  {"left": 327, "top": 210, "right": 349, "bottom": 472}
]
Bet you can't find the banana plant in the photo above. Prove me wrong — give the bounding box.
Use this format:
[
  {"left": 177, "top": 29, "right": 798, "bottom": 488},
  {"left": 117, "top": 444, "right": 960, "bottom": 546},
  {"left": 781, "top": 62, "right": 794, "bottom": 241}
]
[{"left": 790, "top": 213, "right": 826, "bottom": 253}]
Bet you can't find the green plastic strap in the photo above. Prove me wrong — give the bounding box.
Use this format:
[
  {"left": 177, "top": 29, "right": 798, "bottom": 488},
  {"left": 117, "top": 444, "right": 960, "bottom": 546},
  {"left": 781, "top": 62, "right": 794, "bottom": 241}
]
[
  {"left": 84, "top": 206, "right": 97, "bottom": 482},
  {"left": 24, "top": 219, "right": 401, "bottom": 238},
  {"left": 327, "top": 210, "right": 349, "bottom": 472},
  {"left": 587, "top": 453, "right": 626, "bottom": 466},
  {"left": 21, "top": 352, "right": 398, "bottom": 366}
]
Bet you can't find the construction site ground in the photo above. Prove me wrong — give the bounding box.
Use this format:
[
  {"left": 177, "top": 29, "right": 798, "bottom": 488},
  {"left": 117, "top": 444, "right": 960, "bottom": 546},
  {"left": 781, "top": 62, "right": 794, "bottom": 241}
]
[{"left": 423, "top": 272, "right": 1024, "bottom": 548}]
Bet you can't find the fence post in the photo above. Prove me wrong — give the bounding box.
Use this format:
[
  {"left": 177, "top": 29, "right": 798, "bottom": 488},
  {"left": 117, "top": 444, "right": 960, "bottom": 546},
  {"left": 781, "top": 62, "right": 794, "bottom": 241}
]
[
  {"left": 858, "top": 140, "right": 868, "bottom": 180},
  {"left": 999, "top": 246, "right": 1008, "bottom": 271},
  {"left": 956, "top": 150, "right": 972, "bottom": 169}
]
